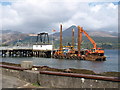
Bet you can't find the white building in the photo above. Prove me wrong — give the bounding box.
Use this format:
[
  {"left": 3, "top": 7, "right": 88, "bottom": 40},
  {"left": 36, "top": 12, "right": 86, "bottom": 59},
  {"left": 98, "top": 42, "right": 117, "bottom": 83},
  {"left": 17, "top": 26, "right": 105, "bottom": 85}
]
[{"left": 33, "top": 44, "right": 52, "bottom": 50}]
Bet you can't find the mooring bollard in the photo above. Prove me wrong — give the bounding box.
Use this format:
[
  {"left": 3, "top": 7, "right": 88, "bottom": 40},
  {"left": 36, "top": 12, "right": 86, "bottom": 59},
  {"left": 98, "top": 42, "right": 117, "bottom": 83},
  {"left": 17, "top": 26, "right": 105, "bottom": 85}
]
[{"left": 21, "top": 61, "right": 33, "bottom": 69}]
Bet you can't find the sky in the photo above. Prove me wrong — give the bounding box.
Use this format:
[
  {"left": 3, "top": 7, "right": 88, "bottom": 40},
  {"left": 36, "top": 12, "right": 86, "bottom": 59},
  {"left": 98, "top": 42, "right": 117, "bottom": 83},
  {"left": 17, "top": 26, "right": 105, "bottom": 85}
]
[{"left": 0, "top": 0, "right": 119, "bottom": 33}]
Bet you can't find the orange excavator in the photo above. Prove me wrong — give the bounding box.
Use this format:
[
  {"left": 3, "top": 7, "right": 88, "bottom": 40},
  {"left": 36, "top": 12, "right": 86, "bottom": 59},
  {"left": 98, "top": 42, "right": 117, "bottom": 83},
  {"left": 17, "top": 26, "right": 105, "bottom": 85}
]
[{"left": 78, "top": 26, "right": 104, "bottom": 56}]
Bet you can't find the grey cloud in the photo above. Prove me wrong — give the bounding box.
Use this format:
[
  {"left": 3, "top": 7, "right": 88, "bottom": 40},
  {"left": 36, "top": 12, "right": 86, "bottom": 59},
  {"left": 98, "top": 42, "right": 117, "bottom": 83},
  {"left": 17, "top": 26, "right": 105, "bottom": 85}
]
[{"left": 1, "top": 0, "right": 118, "bottom": 33}]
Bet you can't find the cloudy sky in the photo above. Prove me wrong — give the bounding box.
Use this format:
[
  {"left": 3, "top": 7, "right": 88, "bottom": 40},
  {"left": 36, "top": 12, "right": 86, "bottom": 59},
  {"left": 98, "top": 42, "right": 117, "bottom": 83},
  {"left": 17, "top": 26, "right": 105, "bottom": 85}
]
[{"left": 0, "top": 0, "right": 119, "bottom": 33}]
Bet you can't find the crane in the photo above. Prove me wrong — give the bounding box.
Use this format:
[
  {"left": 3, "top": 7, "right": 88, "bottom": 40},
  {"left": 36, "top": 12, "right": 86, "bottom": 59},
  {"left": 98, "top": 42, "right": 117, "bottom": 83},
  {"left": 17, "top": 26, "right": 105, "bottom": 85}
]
[{"left": 78, "top": 26, "right": 104, "bottom": 56}]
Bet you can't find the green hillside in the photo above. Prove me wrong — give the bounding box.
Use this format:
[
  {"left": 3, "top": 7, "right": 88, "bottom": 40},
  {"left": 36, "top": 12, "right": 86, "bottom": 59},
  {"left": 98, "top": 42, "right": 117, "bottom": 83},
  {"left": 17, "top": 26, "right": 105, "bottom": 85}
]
[
  {"left": 1, "top": 28, "right": 119, "bottom": 49},
  {"left": 53, "top": 36, "right": 119, "bottom": 49},
  {"left": 11, "top": 36, "right": 119, "bottom": 49}
]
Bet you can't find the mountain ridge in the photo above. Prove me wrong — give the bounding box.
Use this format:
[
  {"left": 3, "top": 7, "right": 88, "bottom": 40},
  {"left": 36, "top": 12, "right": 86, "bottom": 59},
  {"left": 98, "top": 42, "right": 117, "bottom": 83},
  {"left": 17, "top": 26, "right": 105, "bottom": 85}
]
[
  {"left": 53, "top": 25, "right": 118, "bottom": 38},
  {"left": 1, "top": 26, "right": 118, "bottom": 46}
]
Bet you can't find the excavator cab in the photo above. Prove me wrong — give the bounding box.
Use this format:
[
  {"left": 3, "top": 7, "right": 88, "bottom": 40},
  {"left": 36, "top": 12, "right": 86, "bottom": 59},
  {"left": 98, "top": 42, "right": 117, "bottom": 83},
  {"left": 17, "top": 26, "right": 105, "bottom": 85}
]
[
  {"left": 90, "top": 48, "right": 104, "bottom": 56},
  {"left": 91, "top": 48, "right": 96, "bottom": 52},
  {"left": 96, "top": 48, "right": 104, "bottom": 56}
]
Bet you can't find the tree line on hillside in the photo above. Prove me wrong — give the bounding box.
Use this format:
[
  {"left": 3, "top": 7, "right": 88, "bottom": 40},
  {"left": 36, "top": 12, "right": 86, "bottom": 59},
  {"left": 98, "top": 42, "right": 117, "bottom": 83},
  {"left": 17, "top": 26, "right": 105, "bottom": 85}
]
[{"left": 1, "top": 36, "right": 119, "bottom": 49}]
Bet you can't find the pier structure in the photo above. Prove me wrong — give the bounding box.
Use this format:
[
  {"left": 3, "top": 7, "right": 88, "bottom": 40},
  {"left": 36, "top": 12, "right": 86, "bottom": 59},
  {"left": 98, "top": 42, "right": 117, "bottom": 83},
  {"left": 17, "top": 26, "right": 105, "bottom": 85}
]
[{"left": 1, "top": 46, "right": 52, "bottom": 58}]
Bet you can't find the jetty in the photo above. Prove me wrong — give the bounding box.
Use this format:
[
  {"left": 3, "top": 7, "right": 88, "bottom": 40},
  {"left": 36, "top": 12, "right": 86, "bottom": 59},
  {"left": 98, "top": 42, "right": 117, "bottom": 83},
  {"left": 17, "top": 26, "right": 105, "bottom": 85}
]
[{"left": 1, "top": 46, "right": 52, "bottom": 58}]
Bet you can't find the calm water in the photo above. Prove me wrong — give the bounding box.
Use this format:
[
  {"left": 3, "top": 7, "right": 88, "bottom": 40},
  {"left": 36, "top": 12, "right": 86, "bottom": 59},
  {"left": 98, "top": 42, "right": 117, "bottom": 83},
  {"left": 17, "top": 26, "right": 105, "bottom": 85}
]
[{"left": 1, "top": 49, "right": 119, "bottom": 73}]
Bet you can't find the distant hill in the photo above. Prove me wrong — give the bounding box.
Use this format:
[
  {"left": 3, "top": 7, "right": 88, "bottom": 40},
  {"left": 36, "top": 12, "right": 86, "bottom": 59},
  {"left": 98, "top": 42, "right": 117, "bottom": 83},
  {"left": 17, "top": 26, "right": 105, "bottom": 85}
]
[
  {"left": 1, "top": 30, "right": 21, "bottom": 34},
  {"left": 1, "top": 27, "right": 119, "bottom": 49},
  {"left": 51, "top": 25, "right": 118, "bottom": 49},
  {"left": 53, "top": 25, "right": 118, "bottom": 38},
  {"left": 1, "top": 30, "right": 28, "bottom": 45}
]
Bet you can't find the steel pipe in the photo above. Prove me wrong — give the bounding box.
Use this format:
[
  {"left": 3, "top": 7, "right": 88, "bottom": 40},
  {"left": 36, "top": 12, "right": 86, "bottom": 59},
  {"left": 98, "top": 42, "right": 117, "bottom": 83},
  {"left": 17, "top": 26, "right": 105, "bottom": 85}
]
[
  {"left": 40, "top": 71, "right": 120, "bottom": 82},
  {"left": 0, "top": 65, "right": 31, "bottom": 71}
]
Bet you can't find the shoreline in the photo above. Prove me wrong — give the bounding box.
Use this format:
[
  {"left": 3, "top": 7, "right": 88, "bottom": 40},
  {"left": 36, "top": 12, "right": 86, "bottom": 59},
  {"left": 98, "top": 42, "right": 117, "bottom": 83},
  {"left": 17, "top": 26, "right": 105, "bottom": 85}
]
[{"left": 0, "top": 62, "right": 119, "bottom": 77}]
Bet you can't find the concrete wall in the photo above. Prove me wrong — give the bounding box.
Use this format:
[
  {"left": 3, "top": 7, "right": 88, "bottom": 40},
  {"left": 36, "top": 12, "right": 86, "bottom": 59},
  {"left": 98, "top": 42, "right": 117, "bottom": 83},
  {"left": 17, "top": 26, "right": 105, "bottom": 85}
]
[
  {"left": 38, "top": 74, "right": 119, "bottom": 88},
  {"left": 1, "top": 68, "right": 21, "bottom": 78},
  {"left": 1, "top": 68, "right": 119, "bottom": 88},
  {"left": 20, "top": 70, "right": 39, "bottom": 84}
]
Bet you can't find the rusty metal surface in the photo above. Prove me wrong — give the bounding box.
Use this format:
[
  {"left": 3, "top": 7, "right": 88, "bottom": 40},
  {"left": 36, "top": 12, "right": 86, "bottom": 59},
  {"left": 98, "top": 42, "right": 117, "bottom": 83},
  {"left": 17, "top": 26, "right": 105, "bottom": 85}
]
[
  {"left": 72, "top": 29, "right": 74, "bottom": 49},
  {"left": 59, "top": 24, "right": 63, "bottom": 51},
  {"left": 80, "top": 27, "right": 83, "bottom": 50},
  {"left": 0, "top": 65, "right": 31, "bottom": 71},
  {"left": 40, "top": 71, "right": 120, "bottom": 82},
  {"left": 78, "top": 26, "right": 81, "bottom": 55}
]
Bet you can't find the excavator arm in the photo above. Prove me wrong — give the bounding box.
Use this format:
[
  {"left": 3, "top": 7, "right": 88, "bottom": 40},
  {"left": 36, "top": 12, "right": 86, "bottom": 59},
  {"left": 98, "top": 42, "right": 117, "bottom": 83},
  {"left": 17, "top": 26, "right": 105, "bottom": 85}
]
[{"left": 81, "top": 28, "right": 97, "bottom": 49}]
